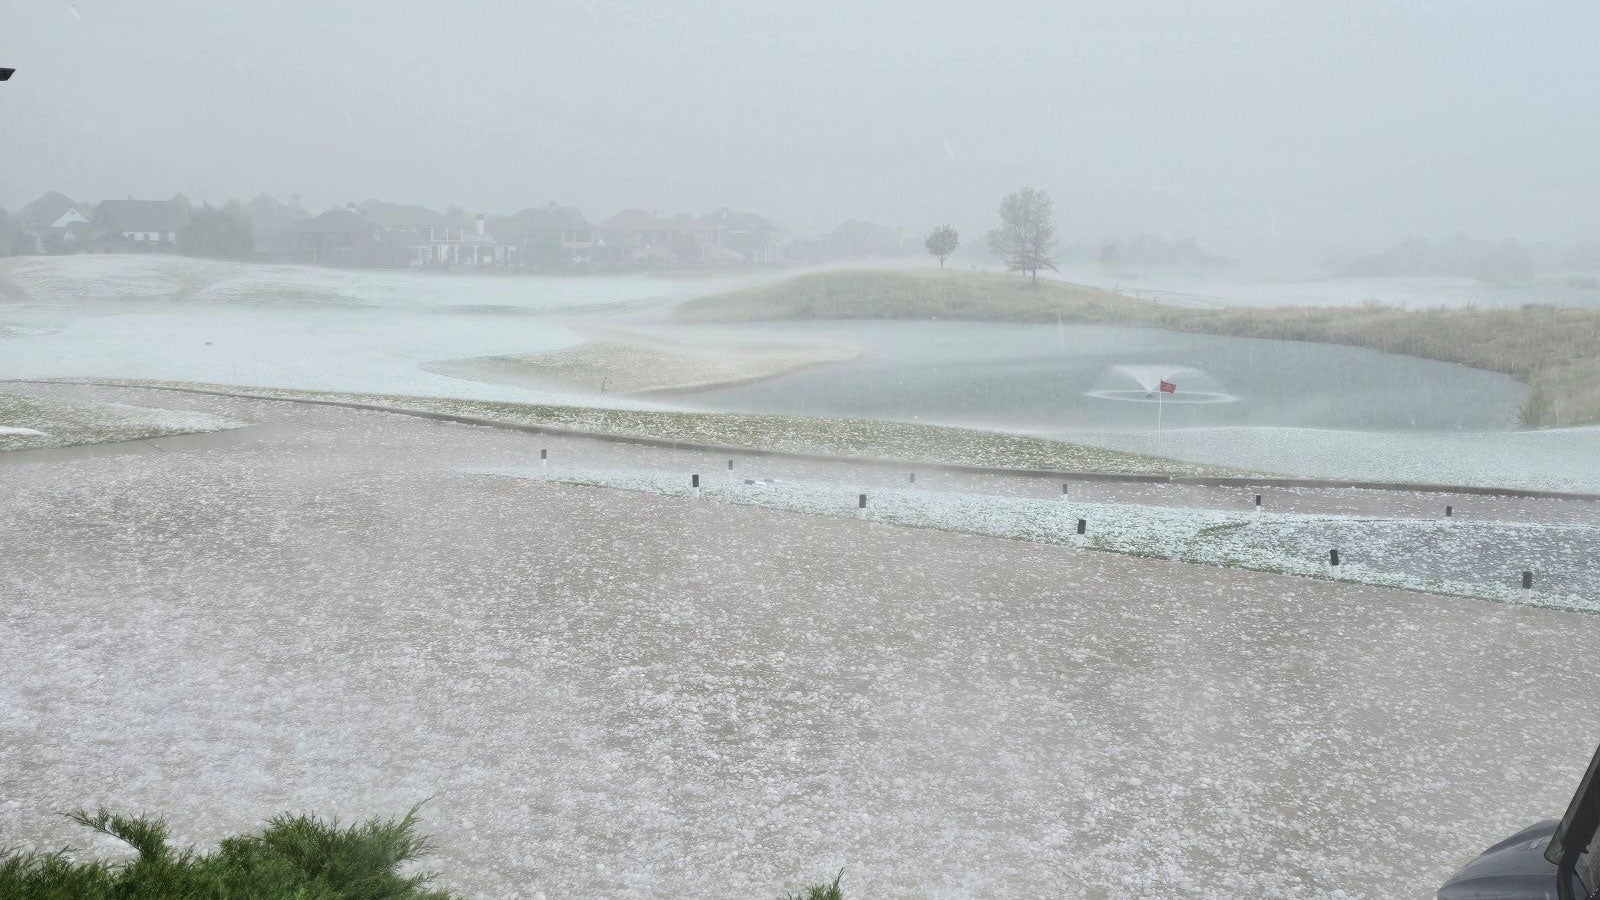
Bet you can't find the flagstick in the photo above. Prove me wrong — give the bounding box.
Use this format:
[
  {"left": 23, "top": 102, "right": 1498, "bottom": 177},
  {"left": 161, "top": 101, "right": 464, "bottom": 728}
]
[{"left": 1157, "top": 383, "right": 1163, "bottom": 436}]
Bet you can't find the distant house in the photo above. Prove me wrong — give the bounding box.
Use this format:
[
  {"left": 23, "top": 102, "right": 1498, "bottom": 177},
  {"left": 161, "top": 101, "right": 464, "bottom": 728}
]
[
  {"left": 20, "top": 191, "right": 84, "bottom": 229},
  {"left": 93, "top": 198, "right": 190, "bottom": 250},
  {"left": 294, "top": 207, "right": 380, "bottom": 266},
  {"left": 705, "top": 208, "right": 784, "bottom": 264},
  {"left": 359, "top": 200, "right": 495, "bottom": 268},
  {"left": 244, "top": 194, "right": 309, "bottom": 261},
  {"left": 489, "top": 203, "right": 593, "bottom": 268},
  {"left": 825, "top": 219, "right": 905, "bottom": 259},
  {"left": 18, "top": 191, "right": 92, "bottom": 253},
  {"left": 292, "top": 201, "right": 497, "bottom": 268},
  {"left": 594, "top": 208, "right": 728, "bottom": 266}
]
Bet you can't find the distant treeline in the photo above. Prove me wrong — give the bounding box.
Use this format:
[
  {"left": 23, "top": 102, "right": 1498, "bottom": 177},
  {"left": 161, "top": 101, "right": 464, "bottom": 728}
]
[
  {"left": 1060, "top": 234, "right": 1235, "bottom": 271},
  {"left": 1325, "top": 234, "right": 1600, "bottom": 286}
]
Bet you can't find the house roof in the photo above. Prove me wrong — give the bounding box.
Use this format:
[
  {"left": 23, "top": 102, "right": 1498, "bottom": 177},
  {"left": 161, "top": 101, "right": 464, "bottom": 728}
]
[
  {"left": 358, "top": 200, "right": 448, "bottom": 228},
  {"left": 706, "top": 207, "right": 778, "bottom": 232},
  {"left": 19, "top": 191, "right": 80, "bottom": 228},
  {"left": 244, "top": 194, "right": 309, "bottom": 229},
  {"left": 597, "top": 208, "right": 718, "bottom": 233},
  {"left": 492, "top": 203, "right": 590, "bottom": 236},
  {"left": 95, "top": 199, "right": 188, "bottom": 234},
  {"left": 296, "top": 208, "right": 370, "bottom": 235}
]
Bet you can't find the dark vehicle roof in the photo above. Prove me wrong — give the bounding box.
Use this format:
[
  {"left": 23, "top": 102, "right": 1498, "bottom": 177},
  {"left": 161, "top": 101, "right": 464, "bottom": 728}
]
[
  {"left": 1547, "top": 743, "right": 1600, "bottom": 884},
  {"left": 1437, "top": 820, "right": 1561, "bottom": 900}
]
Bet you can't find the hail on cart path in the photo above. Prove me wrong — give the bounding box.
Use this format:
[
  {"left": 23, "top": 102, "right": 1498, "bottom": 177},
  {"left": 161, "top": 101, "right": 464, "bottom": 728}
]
[{"left": 1, "top": 385, "right": 1597, "bottom": 899}]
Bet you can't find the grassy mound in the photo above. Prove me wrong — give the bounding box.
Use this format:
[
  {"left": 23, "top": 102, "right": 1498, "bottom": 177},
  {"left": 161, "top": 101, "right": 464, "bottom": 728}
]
[
  {"left": 81, "top": 380, "right": 1248, "bottom": 477},
  {"left": 677, "top": 269, "right": 1600, "bottom": 428},
  {"left": 675, "top": 268, "right": 1152, "bottom": 324}
]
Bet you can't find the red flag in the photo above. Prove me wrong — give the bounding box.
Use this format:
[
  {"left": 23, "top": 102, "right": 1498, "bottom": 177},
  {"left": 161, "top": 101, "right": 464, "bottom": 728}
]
[{"left": 1159, "top": 379, "right": 1177, "bottom": 394}]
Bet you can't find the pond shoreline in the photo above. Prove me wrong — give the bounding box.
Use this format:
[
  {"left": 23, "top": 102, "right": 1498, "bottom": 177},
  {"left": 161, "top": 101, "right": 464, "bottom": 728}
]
[
  {"left": 677, "top": 268, "right": 1600, "bottom": 428},
  {"left": 10, "top": 379, "right": 1597, "bottom": 499}
]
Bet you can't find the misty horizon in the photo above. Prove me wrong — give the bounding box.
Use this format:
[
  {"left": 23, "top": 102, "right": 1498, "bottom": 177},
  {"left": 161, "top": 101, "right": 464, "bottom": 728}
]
[{"left": 5, "top": 0, "right": 1600, "bottom": 260}]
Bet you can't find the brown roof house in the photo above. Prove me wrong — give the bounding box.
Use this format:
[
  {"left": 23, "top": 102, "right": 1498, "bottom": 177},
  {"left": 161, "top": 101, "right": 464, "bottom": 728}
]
[
  {"left": 19, "top": 191, "right": 93, "bottom": 253},
  {"left": 594, "top": 208, "right": 732, "bottom": 267},
  {"left": 359, "top": 200, "right": 496, "bottom": 268},
  {"left": 92, "top": 197, "right": 191, "bottom": 251},
  {"left": 244, "top": 193, "right": 310, "bottom": 261},
  {"left": 294, "top": 206, "right": 381, "bottom": 266},
  {"left": 705, "top": 207, "right": 784, "bottom": 264},
  {"left": 488, "top": 203, "right": 594, "bottom": 268}
]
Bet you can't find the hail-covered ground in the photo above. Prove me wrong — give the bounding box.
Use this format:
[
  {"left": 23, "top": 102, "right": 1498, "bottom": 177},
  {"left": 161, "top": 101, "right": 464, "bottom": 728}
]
[
  {"left": 2, "top": 383, "right": 1599, "bottom": 900},
  {"left": 4, "top": 254, "right": 1599, "bottom": 490},
  {"left": 511, "top": 468, "right": 1600, "bottom": 613},
  {"left": 4, "top": 256, "right": 1600, "bottom": 897},
  {"left": 0, "top": 255, "right": 739, "bottom": 407}
]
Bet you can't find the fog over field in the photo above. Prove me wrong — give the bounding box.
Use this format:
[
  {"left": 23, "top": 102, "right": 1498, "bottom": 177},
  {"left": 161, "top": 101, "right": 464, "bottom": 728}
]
[{"left": 5, "top": 0, "right": 1600, "bottom": 261}]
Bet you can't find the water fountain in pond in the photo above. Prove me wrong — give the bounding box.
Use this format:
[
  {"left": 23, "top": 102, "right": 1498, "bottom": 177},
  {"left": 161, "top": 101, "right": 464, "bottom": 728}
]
[{"left": 1083, "top": 364, "right": 1239, "bottom": 404}]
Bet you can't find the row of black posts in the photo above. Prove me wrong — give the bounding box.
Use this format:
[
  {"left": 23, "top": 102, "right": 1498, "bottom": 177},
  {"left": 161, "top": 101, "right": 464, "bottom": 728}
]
[{"left": 542, "top": 447, "right": 1536, "bottom": 596}]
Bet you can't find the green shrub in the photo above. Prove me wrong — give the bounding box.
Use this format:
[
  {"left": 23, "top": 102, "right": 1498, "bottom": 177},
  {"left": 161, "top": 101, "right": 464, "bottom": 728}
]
[
  {"left": 783, "top": 871, "right": 845, "bottom": 900},
  {"left": 0, "top": 804, "right": 456, "bottom": 900},
  {"left": 3, "top": 806, "right": 855, "bottom": 899}
]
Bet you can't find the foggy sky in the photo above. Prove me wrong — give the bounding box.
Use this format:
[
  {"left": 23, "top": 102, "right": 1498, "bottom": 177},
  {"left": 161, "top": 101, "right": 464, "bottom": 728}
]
[{"left": 4, "top": 0, "right": 1599, "bottom": 254}]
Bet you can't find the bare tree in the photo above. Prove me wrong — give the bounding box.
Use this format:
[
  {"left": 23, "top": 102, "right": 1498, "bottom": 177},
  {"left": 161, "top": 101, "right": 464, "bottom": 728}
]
[
  {"left": 985, "top": 187, "right": 1058, "bottom": 286},
  {"left": 924, "top": 224, "right": 959, "bottom": 268}
]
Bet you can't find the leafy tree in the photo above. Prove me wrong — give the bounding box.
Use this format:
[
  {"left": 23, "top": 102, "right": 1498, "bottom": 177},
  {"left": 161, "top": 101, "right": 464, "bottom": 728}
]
[
  {"left": 179, "top": 201, "right": 255, "bottom": 260},
  {"left": 985, "top": 187, "right": 1058, "bottom": 286},
  {"left": 924, "top": 224, "right": 959, "bottom": 268}
]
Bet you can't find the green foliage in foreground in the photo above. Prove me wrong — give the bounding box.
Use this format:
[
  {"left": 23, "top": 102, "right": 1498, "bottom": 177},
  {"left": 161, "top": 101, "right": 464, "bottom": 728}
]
[
  {"left": 1, "top": 805, "right": 854, "bottom": 900},
  {"left": 0, "top": 805, "right": 455, "bottom": 900},
  {"left": 785, "top": 872, "right": 846, "bottom": 900},
  {"left": 677, "top": 268, "right": 1600, "bottom": 428}
]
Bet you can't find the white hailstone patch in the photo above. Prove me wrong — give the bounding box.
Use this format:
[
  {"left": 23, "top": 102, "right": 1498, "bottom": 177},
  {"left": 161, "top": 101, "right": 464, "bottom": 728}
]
[
  {"left": 1070, "top": 425, "right": 1600, "bottom": 494},
  {"left": 491, "top": 466, "right": 1600, "bottom": 613}
]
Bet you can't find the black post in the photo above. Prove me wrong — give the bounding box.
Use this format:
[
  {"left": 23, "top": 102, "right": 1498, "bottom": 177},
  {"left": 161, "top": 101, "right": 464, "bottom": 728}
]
[
  {"left": 1329, "top": 548, "right": 1341, "bottom": 567},
  {"left": 858, "top": 493, "right": 868, "bottom": 509},
  {"left": 692, "top": 474, "right": 700, "bottom": 488},
  {"left": 1076, "top": 518, "right": 1086, "bottom": 535},
  {"left": 1445, "top": 505, "right": 1453, "bottom": 518},
  {"left": 1522, "top": 570, "right": 1533, "bottom": 591},
  {"left": 1062, "top": 483, "right": 1070, "bottom": 495},
  {"left": 540, "top": 448, "right": 548, "bottom": 460},
  {"left": 1254, "top": 494, "right": 1262, "bottom": 508},
  {"left": 727, "top": 459, "right": 734, "bottom": 471}
]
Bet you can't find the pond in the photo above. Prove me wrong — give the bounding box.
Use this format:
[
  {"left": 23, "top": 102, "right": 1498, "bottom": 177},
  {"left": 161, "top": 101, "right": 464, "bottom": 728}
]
[{"left": 672, "top": 321, "right": 1529, "bottom": 432}]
